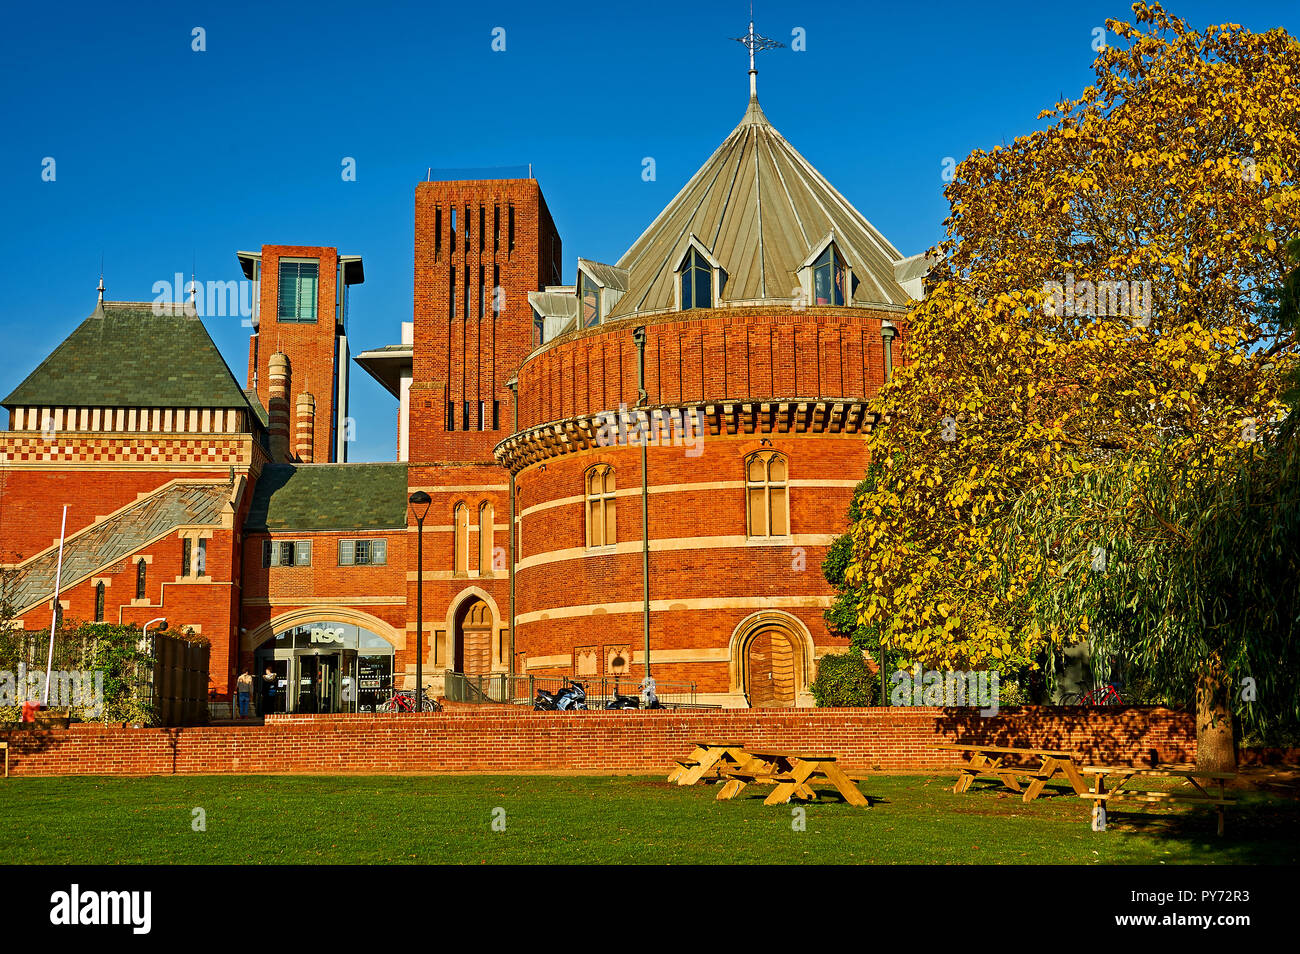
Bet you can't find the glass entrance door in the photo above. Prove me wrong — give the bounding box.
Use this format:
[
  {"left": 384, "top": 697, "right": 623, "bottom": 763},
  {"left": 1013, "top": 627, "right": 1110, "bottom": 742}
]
[
  {"left": 258, "top": 622, "right": 393, "bottom": 713},
  {"left": 296, "top": 654, "right": 322, "bottom": 713}
]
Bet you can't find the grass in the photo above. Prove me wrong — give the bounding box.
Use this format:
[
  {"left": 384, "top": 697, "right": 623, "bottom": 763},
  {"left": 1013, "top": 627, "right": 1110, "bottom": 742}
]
[{"left": 1, "top": 773, "right": 1295, "bottom": 864}]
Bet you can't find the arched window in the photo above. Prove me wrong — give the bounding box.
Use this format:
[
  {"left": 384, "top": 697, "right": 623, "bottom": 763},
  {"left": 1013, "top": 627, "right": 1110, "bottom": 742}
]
[
  {"left": 811, "top": 244, "right": 848, "bottom": 306},
  {"left": 136, "top": 560, "right": 147, "bottom": 601},
  {"left": 478, "top": 501, "right": 494, "bottom": 577},
  {"left": 585, "top": 465, "right": 616, "bottom": 548},
  {"left": 94, "top": 582, "right": 106, "bottom": 622},
  {"left": 680, "top": 247, "right": 713, "bottom": 309},
  {"left": 746, "top": 451, "right": 789, "bottom": 538},
  {"left": 453, "top": 503, "right": 469, "bottom": 576}
]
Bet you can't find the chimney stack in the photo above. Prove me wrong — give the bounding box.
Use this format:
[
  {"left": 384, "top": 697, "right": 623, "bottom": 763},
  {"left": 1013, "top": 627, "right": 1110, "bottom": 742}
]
[
  {"left": 295, "top": 391, "right": 316, "bottom": 462},
  {"left": 268, "top": 352, "right": 291, "bottom": 461}
]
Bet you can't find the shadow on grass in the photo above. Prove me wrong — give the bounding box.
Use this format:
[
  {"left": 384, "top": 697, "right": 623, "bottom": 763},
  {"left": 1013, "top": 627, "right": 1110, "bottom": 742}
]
[{"left": 1087, "top": 792, "right": 1299, "bottom": 863}]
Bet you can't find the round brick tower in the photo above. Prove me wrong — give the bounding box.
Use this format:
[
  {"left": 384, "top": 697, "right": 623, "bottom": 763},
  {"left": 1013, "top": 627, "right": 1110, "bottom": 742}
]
[{"left": 498, "top": 88, "right": 921, "bottom": 707}]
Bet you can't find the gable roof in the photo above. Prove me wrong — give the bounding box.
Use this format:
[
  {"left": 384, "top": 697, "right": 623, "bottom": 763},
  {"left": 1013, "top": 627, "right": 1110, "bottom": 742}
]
[
  {"left": 608, "top": 95, "right": 910, "bottom": 318},
  {"left": 2, "top": 301, "right": 255, "bottom": 411},
  {"left": 244, "top": 463, "right": 410, "bottom": 532}
]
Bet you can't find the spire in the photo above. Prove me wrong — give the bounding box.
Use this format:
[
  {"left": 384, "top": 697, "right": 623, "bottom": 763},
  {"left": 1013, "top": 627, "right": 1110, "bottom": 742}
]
[
  {"left": 732, "top": 6, "right": 784, "bottom": 104},
  {"left": 93, "top": 263, "right": 106, "bottom": 318}
]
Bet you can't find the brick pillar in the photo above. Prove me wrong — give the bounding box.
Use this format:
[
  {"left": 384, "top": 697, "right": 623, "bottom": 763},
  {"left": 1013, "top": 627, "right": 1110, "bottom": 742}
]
[
  {"left": 268, "top": 352, "right": 291, "bottom": 462},
  {"left": 295, "top": 392, "right": 316, "bottom": 462}
]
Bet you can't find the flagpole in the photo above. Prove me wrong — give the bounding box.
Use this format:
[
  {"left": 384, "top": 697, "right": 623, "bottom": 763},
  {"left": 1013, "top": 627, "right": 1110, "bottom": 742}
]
[{"left": 43, "top": 504, "right": 68, "bottom": 706}]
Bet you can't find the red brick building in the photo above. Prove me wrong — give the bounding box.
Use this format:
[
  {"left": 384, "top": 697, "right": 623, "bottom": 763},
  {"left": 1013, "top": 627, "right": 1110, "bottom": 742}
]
[{"left": 1, "top": 79, "right": 924, "bottom": 710}]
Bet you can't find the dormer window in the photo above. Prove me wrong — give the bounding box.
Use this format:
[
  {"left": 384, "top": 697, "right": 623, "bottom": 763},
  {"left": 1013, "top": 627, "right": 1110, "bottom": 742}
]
[
  {"left": 580, "top": 273, "right": 601, "bottom": 328},
  {"left": 672, "top": 236, "right": 724, "bottom": 312},
  {"left": 812, "top": 245, "right": 847, "bottom": 306},
  {"left": 680, "top": 248, "right": 713, "bottom": 309},
  {"left": 798, "top": 235, "right": 856, "bottom": 308}
]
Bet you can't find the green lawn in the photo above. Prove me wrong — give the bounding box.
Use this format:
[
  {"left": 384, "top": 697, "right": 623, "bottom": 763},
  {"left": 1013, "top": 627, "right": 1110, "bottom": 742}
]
[{"left": 1, "top": 774, "right": 1295, "bottom": 864}]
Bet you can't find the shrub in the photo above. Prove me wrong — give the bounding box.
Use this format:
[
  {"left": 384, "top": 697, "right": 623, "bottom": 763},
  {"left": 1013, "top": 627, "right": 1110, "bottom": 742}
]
[{"left": 809, "top": 651, "right": 880, "bottom": 707}]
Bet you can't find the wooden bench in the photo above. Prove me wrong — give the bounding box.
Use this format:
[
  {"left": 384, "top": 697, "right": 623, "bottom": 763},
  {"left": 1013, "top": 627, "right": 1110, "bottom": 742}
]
[
  {"left": 1079, "top": 766, "right": 1236, "bottom": 835},
  {"left": 668, "top": 741, "right": 753, "bottom": 786},
  {"left": 937, "top": 743, "right": 1088, "bottom": 802},
  {"left": 717, "top": 752, "right": 871, "bottom": 808}
]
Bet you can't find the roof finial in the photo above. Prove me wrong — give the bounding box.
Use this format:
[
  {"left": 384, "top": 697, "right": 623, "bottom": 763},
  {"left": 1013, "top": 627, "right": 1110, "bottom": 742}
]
[
  {"left": 733, "top": 4, "right": 784, "bottom": 101},
  {"left": 97, "top": 253, "right": 105, "bottom": 304}
]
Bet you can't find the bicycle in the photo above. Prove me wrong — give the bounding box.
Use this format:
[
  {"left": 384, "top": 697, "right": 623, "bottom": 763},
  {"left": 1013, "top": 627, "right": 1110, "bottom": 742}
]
[
  {"left": 377, "top": 686, "right": 442, "bottom": 713},
  {"left": 1060, "top": 682, "right": 1124, "bottom": 705}
]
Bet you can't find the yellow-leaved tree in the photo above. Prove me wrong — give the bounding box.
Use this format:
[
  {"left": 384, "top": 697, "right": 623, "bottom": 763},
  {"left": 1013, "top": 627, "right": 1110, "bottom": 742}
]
[{"left": 847, "top": 3, "right": 1300, "bottom": 758}]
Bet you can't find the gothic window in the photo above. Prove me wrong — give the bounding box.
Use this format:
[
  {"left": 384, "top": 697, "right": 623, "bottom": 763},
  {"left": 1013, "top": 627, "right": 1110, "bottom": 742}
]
[
  {"left": 136, "top": 560, "right": 147, "bottom": 601},
  {"left": 94, "top": 582, "right": 105, "bottom": 622},
  {"left": 454, "top": 503, "right": 469, "bottom": 576},
  {"left": 745, "top": 451, "right": 790, "bottom": 538},
  {"left": 585, "top": 465, "right": 616, "bottom": 548},
  {"left": 479, "top": 502, "right": 494, "bottom": 576}
]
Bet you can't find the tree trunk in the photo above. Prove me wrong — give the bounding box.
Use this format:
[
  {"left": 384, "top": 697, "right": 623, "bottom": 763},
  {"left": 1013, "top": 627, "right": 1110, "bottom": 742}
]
[{"left": 1195, "top": 672, "right": 1237, "bottom": 772}]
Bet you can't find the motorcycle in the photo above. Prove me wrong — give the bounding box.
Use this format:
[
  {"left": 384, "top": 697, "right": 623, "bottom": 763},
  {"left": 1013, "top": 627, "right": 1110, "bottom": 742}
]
[
  {"left": 534, "top": 681, "right": 587, "bottom": 711},
  {"left": 604, "top": 692, "right": 640, "bottom": 710}
]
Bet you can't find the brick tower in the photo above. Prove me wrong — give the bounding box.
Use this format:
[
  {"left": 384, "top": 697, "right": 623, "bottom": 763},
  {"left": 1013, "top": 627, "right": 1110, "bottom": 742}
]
[
  {"left": 408, "top": 180, "right": 561, "bottom": 462},
  {"left": 401, "top": 178, "right": 562, "bottom": 690},
  {"left": 240, "top": 244, "right": 365, "bottom": 463}
]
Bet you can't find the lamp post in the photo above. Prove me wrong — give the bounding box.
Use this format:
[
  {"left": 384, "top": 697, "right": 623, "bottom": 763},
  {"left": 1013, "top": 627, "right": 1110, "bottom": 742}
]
[
  {"left": 408, "top": 491, "right": 432, "bottom": 712},
  {"left": 141, "top": 617, "right": 168, "bottom": 649}
]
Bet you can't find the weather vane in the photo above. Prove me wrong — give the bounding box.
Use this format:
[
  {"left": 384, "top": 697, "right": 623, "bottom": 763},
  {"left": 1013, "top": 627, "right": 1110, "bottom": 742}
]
[{"left": 733, "top": 6, "right": 784, "bottom": 98}]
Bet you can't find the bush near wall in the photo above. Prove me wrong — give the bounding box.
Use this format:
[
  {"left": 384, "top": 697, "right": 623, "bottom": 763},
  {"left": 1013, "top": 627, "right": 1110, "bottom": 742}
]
[{"left": 810, "top": 651, "right": 881, "bottom": 707}]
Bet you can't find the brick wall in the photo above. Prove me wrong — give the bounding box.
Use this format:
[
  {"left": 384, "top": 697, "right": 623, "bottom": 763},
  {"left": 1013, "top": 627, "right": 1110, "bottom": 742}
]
[
  {"left": 514, "top": 307, "right": 903, "bottom": 429},
  {"left": 0, "top": 706, "right": 1196, "bottom": 777}
]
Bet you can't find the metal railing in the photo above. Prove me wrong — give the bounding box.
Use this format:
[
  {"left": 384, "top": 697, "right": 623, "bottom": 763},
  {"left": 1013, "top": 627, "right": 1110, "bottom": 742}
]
[{"left": 442, "top": 671, "right": 704, "bottom": 709}]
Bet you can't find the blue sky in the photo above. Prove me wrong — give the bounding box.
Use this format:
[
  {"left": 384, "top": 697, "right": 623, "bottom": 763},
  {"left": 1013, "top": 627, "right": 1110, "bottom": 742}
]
[{"left": 1, "top": 0, "right": 1296, "bottom": 462}]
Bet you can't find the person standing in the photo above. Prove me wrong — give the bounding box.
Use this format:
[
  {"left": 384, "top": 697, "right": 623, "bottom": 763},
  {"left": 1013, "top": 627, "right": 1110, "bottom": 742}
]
[
  {"left": 236, "top": 670, "right": 253, "bottom": 718},
  {"left": 262, "top": 664, "right": 277, "bottom": 715}
]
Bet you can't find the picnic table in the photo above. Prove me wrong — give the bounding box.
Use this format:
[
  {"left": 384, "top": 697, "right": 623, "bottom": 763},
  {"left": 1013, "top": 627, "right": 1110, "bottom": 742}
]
[
  {"left": 938, "top": 743, "right": 1088, "bottom": 802},
  {"left": 1078, "top": 766, "right": 1236, "bottom": 835},
  {"left": 716, "top": 751, "right": 870, "bottom": 808},
  {"left": 667, "top": 741, "right": 755, "bottom": 786}
]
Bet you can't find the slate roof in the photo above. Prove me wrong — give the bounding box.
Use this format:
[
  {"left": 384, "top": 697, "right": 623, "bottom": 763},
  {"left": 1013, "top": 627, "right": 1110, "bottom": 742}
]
[
  {"left": 8, "top": 482, "right": 231, "bottom": 616},
  {"left": 244, "top": 463, "right": 410, "bottom": 532},
  {"left": 608, "top": 95, "right": 910, "bottom": 318},
  {"left": 243, "top": 388, "right": 269, "bottom": 428},
  {"left": 2, "top": 301, "right": 255, "bottom": 411}
]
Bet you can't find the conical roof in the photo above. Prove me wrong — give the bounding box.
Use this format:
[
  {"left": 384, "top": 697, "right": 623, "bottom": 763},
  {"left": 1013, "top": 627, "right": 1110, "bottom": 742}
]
[{"left": 608, "top": 94, "right": 910, "bottom": 318}]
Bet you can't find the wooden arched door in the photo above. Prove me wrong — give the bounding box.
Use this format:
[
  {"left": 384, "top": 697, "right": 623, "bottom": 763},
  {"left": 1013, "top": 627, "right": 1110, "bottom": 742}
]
[
  {"left": 745, "top": 628, "right": 797, "bottom": 707},
  {"left": 454, "top": 598, "right": 493, "bottom": 677}
]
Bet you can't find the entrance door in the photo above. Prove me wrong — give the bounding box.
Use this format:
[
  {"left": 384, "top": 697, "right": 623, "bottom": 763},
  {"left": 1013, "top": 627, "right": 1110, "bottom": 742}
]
[
  {"left": 746, "top": 629, "right": 797, "bottom": 708},
  {"left": 296, "top": 655, "right": 319, "bottom": 713},
  {"left": 316, "top": 654, "right": 338, "bottom": 714},
  {"left": 455, "top": 599, "right": 494, "bottom": 677}
]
